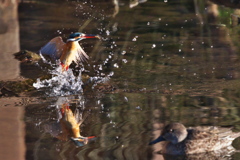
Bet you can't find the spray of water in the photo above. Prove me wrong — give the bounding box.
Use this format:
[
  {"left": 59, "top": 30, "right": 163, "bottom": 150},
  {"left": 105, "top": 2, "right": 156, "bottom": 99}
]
[
  {"left": 33, "top": 66, "right": 83, "bottom": 96},
  {"left": 33, "top": 54, "right": 83, "bottom": 96},
  {"left": 33, "top": 54, "right": 115, "bottom": 96},
  {"left": 33, "top": 24, "right": 121, "bottom": 96}
]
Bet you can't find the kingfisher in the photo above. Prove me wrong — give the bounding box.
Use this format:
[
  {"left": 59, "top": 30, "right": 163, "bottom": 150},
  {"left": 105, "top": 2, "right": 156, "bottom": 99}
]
[
  {"left": 44, "top": 103, "right": 96, "bottom": 146},
  {"left": 40, "top": 32, "right": 100, "bottom": 71}
]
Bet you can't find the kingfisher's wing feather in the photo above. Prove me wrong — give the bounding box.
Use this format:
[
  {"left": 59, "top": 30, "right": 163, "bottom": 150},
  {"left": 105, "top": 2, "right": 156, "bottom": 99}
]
[
  {"left": 74, "top": 43, "right": 89, "bottom": 63},
  {"left": 40, "top": 36, "right": 65, "bottom": 60}
]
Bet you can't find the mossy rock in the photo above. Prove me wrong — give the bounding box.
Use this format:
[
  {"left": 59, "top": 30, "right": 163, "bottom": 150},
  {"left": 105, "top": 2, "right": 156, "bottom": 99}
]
[
  {"left": 0, "top": 79, "right": 36, "bottom": 97},
  {"left": 14, "top": 50, "right": 41, "bottom": 62}
]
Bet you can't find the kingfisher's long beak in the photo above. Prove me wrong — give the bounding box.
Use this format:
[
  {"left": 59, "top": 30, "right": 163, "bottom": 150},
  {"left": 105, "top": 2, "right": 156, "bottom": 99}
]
[
  {"left": 149, "top": 136, "right": 166, "bottom": 145},
  {"left": 71, "top": 136, "right": 97, "bottom": 146},
  {"left": 82, "top": 34, "right": 101, "bottom": 39}
]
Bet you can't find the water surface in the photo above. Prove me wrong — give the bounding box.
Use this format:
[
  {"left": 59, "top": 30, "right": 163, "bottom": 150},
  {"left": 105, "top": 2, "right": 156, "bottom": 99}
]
[{"left": 15, "top": 0, "right": 240, "bottom": 159}]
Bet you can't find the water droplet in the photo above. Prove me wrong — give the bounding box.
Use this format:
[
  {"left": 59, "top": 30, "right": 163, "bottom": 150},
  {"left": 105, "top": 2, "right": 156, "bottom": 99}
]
[
  {"left": 113, "top": 63, "right": 119, "bottom": 68},
  {"left": 99, "top": 64, "right": 103, "bottom": 70},
  {"left": 122, "top": 59, "right": 128, "bottom": 63},
  {"left": 122, "top": 51, "right": 126, "bottom": 55},
  {"left": 136, "top": 106, "right": 141, "bottom": 109},
  {"left": 108, "top": 72, "right": 114, "bottom": 77},
  {"left": 132, "top": 36, "right": 138, "bottom": 41}
]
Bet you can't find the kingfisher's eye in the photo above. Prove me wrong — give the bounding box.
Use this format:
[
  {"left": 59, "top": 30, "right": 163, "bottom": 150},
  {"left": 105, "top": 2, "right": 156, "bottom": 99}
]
[{"left": 169, "top": 129, "right": 174, "bottom": 132}]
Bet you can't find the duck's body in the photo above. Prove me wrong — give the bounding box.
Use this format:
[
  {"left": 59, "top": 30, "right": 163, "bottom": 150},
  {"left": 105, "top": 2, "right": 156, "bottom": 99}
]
[
  {"left": 149, "top": 123, "right": 240, "bottom": 155},
  {"left": 40, "top": 32, "right": 99, "bottom": 71}
]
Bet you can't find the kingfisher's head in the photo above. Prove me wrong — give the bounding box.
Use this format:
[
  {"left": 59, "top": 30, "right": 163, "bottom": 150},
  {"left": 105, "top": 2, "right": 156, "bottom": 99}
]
[{"left": 67, "top": 32, "right": 100, "bottom": 42}]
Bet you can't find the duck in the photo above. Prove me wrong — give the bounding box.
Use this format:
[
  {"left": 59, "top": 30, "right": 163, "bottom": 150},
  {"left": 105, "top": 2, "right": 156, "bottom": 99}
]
[
  {"left": 40, "top": 32, "right": 100, "bottom": 71},
  {"left": 44, "top": 103, "right": 96, "bottom": 146},
  {"left": 149, "top": 123, "right": 240, "bottom": 155}
]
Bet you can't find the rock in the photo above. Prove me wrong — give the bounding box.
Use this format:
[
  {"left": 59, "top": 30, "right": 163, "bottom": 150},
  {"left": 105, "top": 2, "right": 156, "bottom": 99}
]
[{"left": 14, "top": 50, "right": 41, "bottom": 63}]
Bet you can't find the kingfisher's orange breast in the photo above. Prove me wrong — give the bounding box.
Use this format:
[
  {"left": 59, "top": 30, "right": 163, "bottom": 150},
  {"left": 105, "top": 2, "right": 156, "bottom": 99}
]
[
  {"left": 60, "top": 105, "right": 81, "bottom": 138},
  {"left": 60, "top": 42, "right": 78, "bottom": 64}
]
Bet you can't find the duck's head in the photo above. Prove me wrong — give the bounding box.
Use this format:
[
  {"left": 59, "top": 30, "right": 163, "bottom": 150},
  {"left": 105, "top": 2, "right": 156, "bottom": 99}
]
[
  {"left": 149, "top": 123, "right": 188, "bottom": 145},
  {"left": 67, "top": 32, "right": 100, "bottom": 42}
]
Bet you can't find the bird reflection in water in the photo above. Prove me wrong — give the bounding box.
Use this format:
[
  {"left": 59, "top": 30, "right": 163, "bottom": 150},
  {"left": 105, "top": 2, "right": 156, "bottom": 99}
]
[
  {"left": 40, "top": 32, "right": 100, "bottom": 72},
  {"left": 44, "top": 101, "right": 96, "bottom": 147}
]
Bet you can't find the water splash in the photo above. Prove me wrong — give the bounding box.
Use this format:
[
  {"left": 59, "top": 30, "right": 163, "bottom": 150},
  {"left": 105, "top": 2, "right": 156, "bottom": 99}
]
[
  {"left": 34, "top": 30, "right": 118, "bottom": 96},
  {"left": 33, "top": 64, "right": 83, "bottom": 96},
  {"left": 33, "top": 54, "right": 114, "bottom": 96},
  {"left": 89, "top": 71, "right": 114, "bottom": 89}
]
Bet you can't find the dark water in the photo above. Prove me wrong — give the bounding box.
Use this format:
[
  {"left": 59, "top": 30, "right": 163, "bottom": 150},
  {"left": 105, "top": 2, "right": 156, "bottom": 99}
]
[{"left": 16, "top": 0, "right": 240, "bottom": 159}]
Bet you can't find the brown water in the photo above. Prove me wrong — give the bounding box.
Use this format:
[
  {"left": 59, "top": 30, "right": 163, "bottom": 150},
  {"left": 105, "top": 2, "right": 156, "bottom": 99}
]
[{"left": 4, "top": 0, "right": 240, "bottom": 159}]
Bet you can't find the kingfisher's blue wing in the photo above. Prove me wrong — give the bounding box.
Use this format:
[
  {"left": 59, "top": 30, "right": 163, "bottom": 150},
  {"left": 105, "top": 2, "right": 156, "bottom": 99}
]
[{"left": 40, "top": 36, "right": 65, "bottom": 60}]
